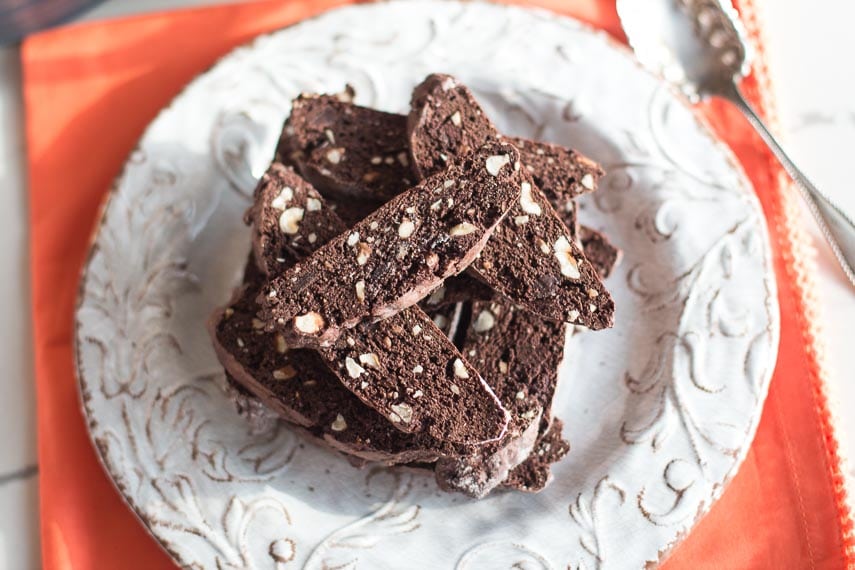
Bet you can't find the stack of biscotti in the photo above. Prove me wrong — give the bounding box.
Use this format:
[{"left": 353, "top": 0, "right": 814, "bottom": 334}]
[{"left": 208, "top": 74, "right": 621, "bottom": 498}]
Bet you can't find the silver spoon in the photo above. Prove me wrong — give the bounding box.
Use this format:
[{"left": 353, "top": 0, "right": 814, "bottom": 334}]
[{"left": 617, "top": 0, "right": 855, "bottom": 287}]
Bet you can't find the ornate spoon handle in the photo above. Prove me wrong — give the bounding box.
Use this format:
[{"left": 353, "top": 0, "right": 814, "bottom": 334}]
[{"left": 724, "top": 81, "right": 855, "bottom": 287}]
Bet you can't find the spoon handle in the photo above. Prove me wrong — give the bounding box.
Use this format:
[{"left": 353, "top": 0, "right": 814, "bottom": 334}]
[{"left": 723, "top": 82, "right": 855, "bottom": 287}]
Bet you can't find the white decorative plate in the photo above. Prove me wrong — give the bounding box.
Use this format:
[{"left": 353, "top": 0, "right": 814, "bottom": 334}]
[{"left": 74, "top": 2, "right": 779, "bottom": 568}]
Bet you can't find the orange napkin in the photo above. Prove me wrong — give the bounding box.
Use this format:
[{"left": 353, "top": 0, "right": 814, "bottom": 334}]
[{"left": 22, "top": 0, "right": 854, "bottom": 568}]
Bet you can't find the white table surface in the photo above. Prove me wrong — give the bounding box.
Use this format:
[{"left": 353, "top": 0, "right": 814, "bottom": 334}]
[{"left": 0, "top": 1, "right": 851, "bottom": 568}]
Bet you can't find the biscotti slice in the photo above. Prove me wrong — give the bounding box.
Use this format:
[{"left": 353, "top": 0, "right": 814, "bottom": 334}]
[
  {"left": 502, "top": 418, "right": 570, "bottom": 492},
  {"left": 247, "top": 165, "right": 510, "bottom": 445},
  {"left": 246, "top": 163, "right": 343, "bottom": 276},
  {"left": 422, "top": 227, "right": 611, "bottom": 493},
  {"left": 433, "top": 225, "right": 615, "bottom": 495},
  {"left": 407, "top": 74, "right": 605, "bottom": 197},
  {"left": 433, "top": 300, "right": 567, "bottom": 497},
  {"left": 407, "top": 74, "right": 500, "bottom": 180},
  {"left": 472, "top": 172, "right": 615, "bottom": 328},
  {"left": 259, "top": 141, "right": 524, "bottom": 347},
  {"left": 278, "top": 90, "right": 413, "bottom": 202},
  {"left": 210, "top": 277, "right": 456, "bottom": 464},
  {"left": 578, "top": 225, "right": 622, "bottom": 279},
  {"left": 509, "top": 137, "right": 604, "bottom": 201},
  {"left": 319, "top": 305, "right": 509, "bottom": 443},
  {"left": 408, "top": 74, "right": 614, "bottom": 328}
]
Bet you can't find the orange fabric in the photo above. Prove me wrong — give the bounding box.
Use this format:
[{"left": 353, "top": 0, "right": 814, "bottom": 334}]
[{"left": 21, "top": 0, "right": 853, "bottom": 568}]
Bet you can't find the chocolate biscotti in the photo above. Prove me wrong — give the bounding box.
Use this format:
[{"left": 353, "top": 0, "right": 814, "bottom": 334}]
[
  {"left": 278, "top": 89, "right": 412, "bottom": 202},
  {"left": 407, "top": 74, "right": 498, "bottom": 180},
  {"left": 259, "top": 141, "right": 524, "bottom": 347},
  {"left": 246, "top": 163, "right": 343, "bottom": 276},
  {"left": 209, "top": 277, "right": 441, "bottom": 464},
  {"left": 509, "top": 137, "right": 604, "bottom": 202},
  {"left": 319, "top": 306, "right": 510, "bottom": 444},
  {"left": 434, "top": 299, "right": 567, "bottom": 497},
  {"left": 469, "top": 174, "right": 615, "bottom": 329},
  {"left": 246, "top": 163, "right": 511, "bottom": 446},
  {"left": 208, "top": 73, "right": 623, "bottom": 499},
  {"left": 408, "top": 74, "right": 615, "bottom": 329},
  {"left": 432, "top": 226, "right": 614, "bottom": 494},
  {"left": 278, "top": 90, "right": 602, "bottom": 220}
]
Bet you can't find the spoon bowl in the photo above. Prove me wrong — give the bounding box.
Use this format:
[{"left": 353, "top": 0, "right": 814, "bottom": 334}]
[
  {"left": 618, "top": 0, "right": 855, "bottom": 287},
  {"left": 619, "top": 0, "right": 750, "bottom": 101}
]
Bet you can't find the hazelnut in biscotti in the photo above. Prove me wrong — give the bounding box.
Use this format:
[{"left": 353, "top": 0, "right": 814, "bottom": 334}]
[
  {"left": 259, "top": 141, "right": 524, "bottom": 347},
  {"left": 277, "top": 89, "right": 413, "bottom": 202},
  {"left": 408, "top": 73, "right": 615, "bottom": 329}
]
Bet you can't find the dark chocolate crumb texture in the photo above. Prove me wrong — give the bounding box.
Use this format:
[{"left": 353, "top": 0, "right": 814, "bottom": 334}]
[
  {"left": 206, "top": 72, "right": 621, "bottom": 498},
  {"left": 434, "top": 299, "right": 567, "bottom": 497},
  {"left": 245, "top": 164, "right": 510, "bottom": 446},
  {"left": 509, "top": 137, "right": 604, "bottom": 202},
  {"left": 277, "top": 89, "right": 602, "bottom": 227},
  {"left": 277, "top": 89, "right": 413, "bottom": 202},
  {"left": 209, "top": 275, "right": 446, "bottom": 464},
  {"left": 259, "top": 141, "right": 524, "bottom": 347},
  {"left": 502, "top": 418, "right": 570, "bottom": 492},
  {"left": 246, "top": 163, "right": 343, "bottom": 276},
  {"left": 408, "top": 74, "right": 615, "bottom": 329}
]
